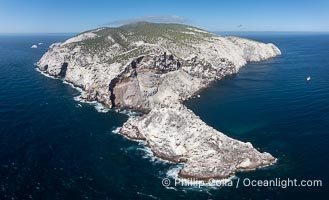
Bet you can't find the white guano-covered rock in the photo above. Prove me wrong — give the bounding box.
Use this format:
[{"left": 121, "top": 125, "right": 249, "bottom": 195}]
[
  {"left": 120, "top": 103, "right": 276, "bottom": 179},
  {"left": 37, "top": 22, "right": 280, "bottom": 180}
]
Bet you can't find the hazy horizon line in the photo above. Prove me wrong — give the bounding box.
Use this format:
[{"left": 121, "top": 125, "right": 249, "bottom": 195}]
[{"left": 1, "top": 30, "right": 329, "bottom": 35}]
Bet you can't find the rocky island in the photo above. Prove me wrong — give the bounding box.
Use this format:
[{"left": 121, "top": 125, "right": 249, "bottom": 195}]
[{"left": 37, "top": 22, "right": 281, "bottom": 180}]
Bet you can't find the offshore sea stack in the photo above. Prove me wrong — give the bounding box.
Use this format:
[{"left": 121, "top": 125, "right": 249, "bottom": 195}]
[{"left": 38, "top": 22, "right": 281, "bottom": 179}]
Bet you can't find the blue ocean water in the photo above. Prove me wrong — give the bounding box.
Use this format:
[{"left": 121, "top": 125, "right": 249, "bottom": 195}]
[{"left": 0, "top": 33, "right": 328, "bottom": 199}]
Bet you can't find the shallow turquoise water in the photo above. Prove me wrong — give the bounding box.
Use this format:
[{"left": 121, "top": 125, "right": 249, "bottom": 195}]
[{"left": 0, "top": 33, "right": 328, "bottom": 199}]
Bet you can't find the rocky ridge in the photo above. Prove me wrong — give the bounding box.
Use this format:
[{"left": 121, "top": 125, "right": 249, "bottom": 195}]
[{"left": 38, "top": 22, "right": 281, "bottom": 179}]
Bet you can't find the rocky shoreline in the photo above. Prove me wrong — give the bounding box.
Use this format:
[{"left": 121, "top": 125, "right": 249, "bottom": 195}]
[
  {"left": 37, "top": 22, "right": 281, "bottom": 180},
  {"left": 120, "top": 103, "right": 276, "bottom": 180}
]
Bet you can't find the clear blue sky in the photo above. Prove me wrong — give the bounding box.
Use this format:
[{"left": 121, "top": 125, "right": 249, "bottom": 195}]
[{"left": 0, "top": 0, "right": 328, "bottom": 33}]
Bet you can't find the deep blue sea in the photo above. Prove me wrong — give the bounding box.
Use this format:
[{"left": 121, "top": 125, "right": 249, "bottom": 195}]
[{"left": 0, "top": 33, "right": 328, "bottom": 199}]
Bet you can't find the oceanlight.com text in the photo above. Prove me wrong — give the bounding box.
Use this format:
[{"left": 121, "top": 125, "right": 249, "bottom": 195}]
[{"left": 162, "top": 178, "right": 323, "bottom": 188}]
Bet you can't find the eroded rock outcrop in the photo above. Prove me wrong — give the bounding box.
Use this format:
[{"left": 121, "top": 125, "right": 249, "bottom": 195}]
[
  {"left": 121, "top": 103, "right": 275, "bottom": 179},
  {"left": 37, "top": 22, "right": 281, "bottom": 180}
]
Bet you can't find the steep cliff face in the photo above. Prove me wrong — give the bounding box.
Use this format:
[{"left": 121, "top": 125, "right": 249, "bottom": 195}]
[
  {"left": 38, "top": 22, "right": 281, "bottom": 180},
  {"left": 38, "top": 22, "right": 280, "bottom": 110}
]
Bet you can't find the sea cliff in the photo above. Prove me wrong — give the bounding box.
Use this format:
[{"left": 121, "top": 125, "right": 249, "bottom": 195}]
[{"left": 38, "top": 22, "right": 281, "bottom": 179}]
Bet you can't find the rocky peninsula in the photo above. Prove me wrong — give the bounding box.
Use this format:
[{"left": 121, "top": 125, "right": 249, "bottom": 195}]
[{"left": 37, "top": 22, "right": 281, "bottom": 180}]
